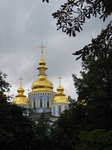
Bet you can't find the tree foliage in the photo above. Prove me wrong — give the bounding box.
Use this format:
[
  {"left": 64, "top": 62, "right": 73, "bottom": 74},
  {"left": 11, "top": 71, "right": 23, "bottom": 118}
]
[
  {"left": 42, "top": 0, "right": 49, "bottom": 3},
  {"left": 78, "top": 129, "right": 112, "bottom": 150},
  {"left": 34, "top": 113, "right": 53, "bottom": 150},
  {"left": 50, "top": 99, "right": 89, "bottom": 150},
  {"left": 42, "top": 0, "right": 112, "bottom": 61},
  {"left": 0, "top": 72, "right": 36, "bottom": 149},
  {"left": 73, "top": 27, "right": 112, "bottom": 130},
  {"left": 50, "top": 23, "right": 112, "bottom": 149},
  {"left": 73, "top": 21, "right": 112, "bottom": 60},
  {"left": 50, "top": 96, "right": 112, "bottom": 149},
  {"left": 43, "top": 0, "right": 112, "bottom": 37},
  {"left": 0, "top": 71, "right": 11, "bottom": 102},
  {"left": 0, "top": 72, "right": 51, "bottom": 150},
  {"left": 73, "top": 27, "right": 112, "bottom": 103}
]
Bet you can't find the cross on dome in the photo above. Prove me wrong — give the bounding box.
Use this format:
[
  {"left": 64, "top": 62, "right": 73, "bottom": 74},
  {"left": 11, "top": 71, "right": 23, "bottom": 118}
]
[
  {"left": 39, "top": 44, "right": 46, "bottom": 55},
  {"left": 19, "top": 77, "right": 23, "bottom": 86},
  {"left": 58, "top": 76, "right": 62, "bottom": 84}
]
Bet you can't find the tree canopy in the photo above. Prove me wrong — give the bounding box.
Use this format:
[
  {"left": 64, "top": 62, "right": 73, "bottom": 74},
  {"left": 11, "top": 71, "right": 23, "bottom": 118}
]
[
  {"left": 49, "top": 27, "right": 112, "bottom": 149},
  {"left": 73, "top": 21, "right": 112, "bottom": 60},
  {"left": 0, "top": 72, "right": 52, "bottom": 150},
  {"left": 0, "top": 72, "right": 36, "bottom": 149},
  {"left": 72, "top": 27, "right": 112, "bottom": 130},
  {"left": 42, "top": 0, "right": 112, "bottom": 60},
  {"left": 43, "top": 0, "right": 112, "bottom": 37}
]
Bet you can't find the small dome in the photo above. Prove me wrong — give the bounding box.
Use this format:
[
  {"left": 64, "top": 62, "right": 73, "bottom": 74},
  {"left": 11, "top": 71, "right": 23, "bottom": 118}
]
[
  {"left": 52, "top": 84, "right": 69, "bottom": 104},
  {"left": 13, "top": 84, "right": 29, "bottom": 105},
  {"left": 13, "top": 96, "right": 28, "bottom": 105},
  {"left": 52, "top": 95, "right": 69, "bottom": 104}
]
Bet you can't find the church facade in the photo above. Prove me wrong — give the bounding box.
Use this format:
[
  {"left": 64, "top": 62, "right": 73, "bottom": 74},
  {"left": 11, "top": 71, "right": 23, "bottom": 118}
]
[{"left": 13, "top": 44, "right": 69, "bottom": 117}]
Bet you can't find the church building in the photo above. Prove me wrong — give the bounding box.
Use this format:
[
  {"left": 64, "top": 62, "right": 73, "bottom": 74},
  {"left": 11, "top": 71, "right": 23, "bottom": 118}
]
[{"left": 13, "top": 44, "right": 69, "bottom": 118}]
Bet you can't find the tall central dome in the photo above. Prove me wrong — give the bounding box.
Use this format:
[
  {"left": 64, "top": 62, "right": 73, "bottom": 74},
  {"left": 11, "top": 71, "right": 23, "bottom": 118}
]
[{"left": 31, "top": 44, "right": 53, "bottom": 92}]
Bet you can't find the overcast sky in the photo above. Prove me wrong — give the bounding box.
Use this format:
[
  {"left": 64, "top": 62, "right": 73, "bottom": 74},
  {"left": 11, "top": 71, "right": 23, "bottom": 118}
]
[{"left": 0, "top": 0, "right": 111, "bottom": 100}]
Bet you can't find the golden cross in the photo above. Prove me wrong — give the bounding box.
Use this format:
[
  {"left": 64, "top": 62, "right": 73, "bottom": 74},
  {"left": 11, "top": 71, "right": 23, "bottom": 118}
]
[
  {"left": 58, "top": 76, "right": 62, "bottom": 84},
  {"left": 39, "top": 44, "right": 46, "bottom": 54},
  {"left": 19, "top": 77, "right": 23, "bottom": 85}
]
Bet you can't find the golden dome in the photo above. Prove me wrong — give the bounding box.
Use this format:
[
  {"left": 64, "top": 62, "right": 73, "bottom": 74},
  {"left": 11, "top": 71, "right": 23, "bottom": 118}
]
[
  {"left": 31, "top": 46, "right": 53, "bottom": 92},
  {"left": 52, "top": 83, "right": 69, "bottom": 104},
  {"left": 13, "top": 83, "right": 28, "bottom": 105},
  {"left": 31, "top": 78, "right": 53, "bottom": 92}
]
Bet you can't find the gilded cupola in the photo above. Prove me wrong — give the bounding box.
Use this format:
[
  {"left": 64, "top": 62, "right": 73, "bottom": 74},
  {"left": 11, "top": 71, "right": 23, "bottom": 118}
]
[
  {"left": 13, "top": 78, "right": 28, "bottom": 105},
  {"left": 31, "top": 44, "right": 53, "bottom": 92},
  {"left": 52, "top": 77, "right": 69, "bottom": 104}
]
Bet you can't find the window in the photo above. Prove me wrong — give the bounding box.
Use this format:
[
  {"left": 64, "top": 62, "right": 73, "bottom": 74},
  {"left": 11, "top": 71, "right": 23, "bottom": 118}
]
[
  {"left": 47, "top": 100, "right": 49, "bottom": 108},
  {"left": 33, "top": 100, "right": 36, "bottom": 109},
  {"left": 59, "top": 106, "right": 61, "bottom": 115},
  {"left": 40, "top": 99, "right": 42, "bottom": 108}
]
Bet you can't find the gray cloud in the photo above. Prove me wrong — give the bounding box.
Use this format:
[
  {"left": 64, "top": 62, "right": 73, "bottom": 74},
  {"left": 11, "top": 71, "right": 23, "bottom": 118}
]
[{"left": 0, "top": 0, "right": 111, "bottom": 100}]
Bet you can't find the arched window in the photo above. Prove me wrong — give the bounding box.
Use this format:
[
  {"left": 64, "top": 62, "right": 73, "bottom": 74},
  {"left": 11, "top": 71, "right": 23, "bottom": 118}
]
[
  {"left": 33, "top": 100, "right": 36, "bottom": 109},
  {"left": 59, "top": 106, "right": 61, "bottom": 115},
  {"left": 40, "top": 99, "right": 42, "bottom": 108},
  {"left": 47, "top": 100, "right": 49, "bottom": 108}
]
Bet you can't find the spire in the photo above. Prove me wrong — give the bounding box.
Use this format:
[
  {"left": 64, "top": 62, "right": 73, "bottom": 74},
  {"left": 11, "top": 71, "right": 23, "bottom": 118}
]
[
  {"left": 57, "top": 76, "right": 64, "bottom": 94},
  {"left": 31, "top": 44, "right": 53, "bottom": 92},
  {"left": 39, "top": 44, "right": 46, "bottom": 57},
  {"left": 38, "top": 44, "right": 47, "bottom": 78},
  {"left": 18, "top": 77, "right": 24, "bottom": 95},
  {"left": 38, "top": 44, "right": 46, "bottom": 66},
  {"left": 19, "top": 77, "right": 23, "bottom": 86},
  {"left": 58, "top": 76, "right": 62, "bottom": 85}
]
